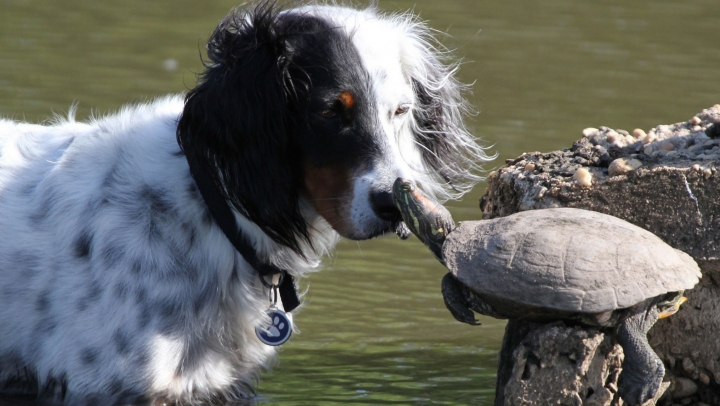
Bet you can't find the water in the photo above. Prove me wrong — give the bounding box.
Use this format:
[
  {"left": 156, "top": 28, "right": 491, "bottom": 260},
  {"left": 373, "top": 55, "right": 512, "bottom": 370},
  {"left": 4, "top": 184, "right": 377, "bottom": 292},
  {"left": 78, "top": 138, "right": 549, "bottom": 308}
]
[{"left": 1, "top": 0, "right": 719, "bottom": 404}]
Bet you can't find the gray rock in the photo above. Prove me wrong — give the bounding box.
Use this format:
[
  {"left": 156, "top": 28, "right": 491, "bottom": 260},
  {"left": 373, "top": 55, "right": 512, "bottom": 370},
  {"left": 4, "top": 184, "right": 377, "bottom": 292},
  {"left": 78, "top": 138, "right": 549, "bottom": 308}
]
[
  {"left": 497, "top": 321, "right": 670, "bottom": 406},
  {"left": 500, "top": 321, "right": 622, "bottom": 406},
  {"left": 671, "top": 378, "right": 697, "bottom": 399}
]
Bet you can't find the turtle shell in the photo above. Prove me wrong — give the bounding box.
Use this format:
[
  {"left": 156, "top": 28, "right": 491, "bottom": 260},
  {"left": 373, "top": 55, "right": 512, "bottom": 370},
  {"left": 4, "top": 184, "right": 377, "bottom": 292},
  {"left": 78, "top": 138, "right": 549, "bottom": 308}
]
[{"left": 442, "top": 208, "right": 701, "bottom": 313}]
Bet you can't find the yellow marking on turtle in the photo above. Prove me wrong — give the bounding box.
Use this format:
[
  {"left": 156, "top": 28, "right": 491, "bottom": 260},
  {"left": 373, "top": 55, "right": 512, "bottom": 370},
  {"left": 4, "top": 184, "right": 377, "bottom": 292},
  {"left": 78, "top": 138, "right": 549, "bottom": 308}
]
[
  {"left": 398, "top": 190, "right": 422, "bottom": 235},
  {"left": 658, "top": 296, "right": 687, "bottom": 319}
]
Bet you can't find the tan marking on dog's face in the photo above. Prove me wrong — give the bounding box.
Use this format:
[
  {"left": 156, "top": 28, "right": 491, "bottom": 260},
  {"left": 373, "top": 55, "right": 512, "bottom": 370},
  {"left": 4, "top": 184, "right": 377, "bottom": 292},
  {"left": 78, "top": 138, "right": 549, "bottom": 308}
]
[
  {"left": 304, "top": 165, "right": 354, "bottom": 236},
  {"left": 338, "top": 91, "right": 355, "bottom": 110}
]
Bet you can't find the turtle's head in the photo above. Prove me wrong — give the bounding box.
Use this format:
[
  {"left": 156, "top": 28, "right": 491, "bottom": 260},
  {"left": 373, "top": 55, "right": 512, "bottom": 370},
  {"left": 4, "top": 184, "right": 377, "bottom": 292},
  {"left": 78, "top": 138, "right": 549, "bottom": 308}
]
[{"left": 392, "top": 178, "right": 455, "bottom": 262}]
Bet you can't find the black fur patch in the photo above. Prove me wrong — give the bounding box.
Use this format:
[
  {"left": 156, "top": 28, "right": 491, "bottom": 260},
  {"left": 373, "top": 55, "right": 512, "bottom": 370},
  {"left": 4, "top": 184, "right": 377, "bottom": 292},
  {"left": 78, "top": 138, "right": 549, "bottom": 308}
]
[
  {"left": 180, "top": 221, "right": 197, "bottom": 248},
  {"left": 137, "top": 306, "right": 152, "bottom": 330},
  {"left": 176, "top": 2, "right": 381, "bottom": 254},
  {"left": 133, "top": 347, "right": 151, "bottom": 370},
  {"left": 79, "top": 347, "right": 99, "bottom": 365},
  {"left": 130, "top": 259, "right": 142, "bottom": 275},
  {"left": 177, "top": 336, "right": 207, "bottom": 377},
  {"left": 35, "top": 291, "right": 51, "bottom": 312},
  {"left": 76, "top": 280, "right": 103, "bottom": 311},
  {"left": 33, "top": 315, "right": 57, "bottom": 335},
  {"left": 156, "top": 296, "right": 186, "bottom": 335},
  {"left": 73, "top": 231, "right": 93, "bottom": 259},
  {"left": 193, "top": 278, "right": 220, "bottom": 316},
  {"left": 134, "top": 286, "right": 147, "bottom": 304},
  {"left": 86, "top": 281, "right": 103, "bottom": 301},
  {"left": 28, "top": 186, "right": 58, "bottom": 226},
  {"left": 112, "top": 329, "right": 131, "bottom": 356},
  {"left": 142, "top": 186, "right": 172, "bottom": 216},
  {"left": 107, "top": 378, "right": 124, "bottom": 395},
  {"left": 113, "top": 281, "right": 130, "bottom": 301},
  {"left": 156, "top": 297, "right": 182, "bottom": 319}
]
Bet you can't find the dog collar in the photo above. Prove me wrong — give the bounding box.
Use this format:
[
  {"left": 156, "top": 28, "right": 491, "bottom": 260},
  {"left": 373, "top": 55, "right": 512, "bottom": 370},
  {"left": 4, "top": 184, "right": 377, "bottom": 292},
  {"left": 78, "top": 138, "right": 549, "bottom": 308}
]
[{"left": 186, "top": 158, "right": 301, "bottom": 313}]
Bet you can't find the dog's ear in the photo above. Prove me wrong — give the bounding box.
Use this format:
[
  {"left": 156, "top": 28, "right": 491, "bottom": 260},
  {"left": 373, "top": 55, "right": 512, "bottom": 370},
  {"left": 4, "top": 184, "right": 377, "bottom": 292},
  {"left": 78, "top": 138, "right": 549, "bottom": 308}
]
[
  {"left": 177, "top": 2, "right": 310, "bottom": 254},
  {"left": 403, "top": 31, "right": 494, "bottom": 200}
]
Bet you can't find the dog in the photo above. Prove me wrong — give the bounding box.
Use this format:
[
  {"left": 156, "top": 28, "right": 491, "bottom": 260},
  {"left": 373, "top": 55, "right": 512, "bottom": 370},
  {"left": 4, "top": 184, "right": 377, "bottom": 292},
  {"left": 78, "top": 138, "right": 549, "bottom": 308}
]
[{"left": 0, "top": 2, "right": 491, "bottom": 404}]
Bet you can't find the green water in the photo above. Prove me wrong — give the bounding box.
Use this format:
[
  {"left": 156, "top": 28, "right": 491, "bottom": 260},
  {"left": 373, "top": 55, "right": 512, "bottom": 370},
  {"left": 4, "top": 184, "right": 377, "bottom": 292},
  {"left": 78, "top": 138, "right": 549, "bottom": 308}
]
[{"left": 1, "top": 0, "right": 718, "bottom": 404}]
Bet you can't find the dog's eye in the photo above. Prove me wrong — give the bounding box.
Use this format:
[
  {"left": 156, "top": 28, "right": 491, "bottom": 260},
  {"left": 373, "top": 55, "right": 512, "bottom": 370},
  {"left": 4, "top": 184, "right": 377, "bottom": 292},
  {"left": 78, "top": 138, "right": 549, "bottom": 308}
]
[
  {"left": 394, "top": 106, "right": 409, "bottom": 116},
  {"left": 318, "top": 109, "right": 336, "bottom": 118}
]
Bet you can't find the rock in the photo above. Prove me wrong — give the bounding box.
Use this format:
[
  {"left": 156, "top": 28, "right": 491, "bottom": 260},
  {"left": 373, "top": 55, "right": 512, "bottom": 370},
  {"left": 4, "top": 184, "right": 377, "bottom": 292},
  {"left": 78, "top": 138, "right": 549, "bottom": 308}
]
[
  {"left": 498, "top": 321, "right": 623, "bottom": 406},
  {"left": 607, "top": 157, "right": 642, "bottom": 176},
  {"left": 584, "top": 388, "right": 614, "bottom": 406},
  {"left": 583, "top": 127, "right": 599, "bottom": 138},
  {"left": 606, "top": 130, "right": 619, "bottom": 143},
  {"left": 496, "top": 321, "right": 670, "bottom": 406},
  {"left": 706, "top": 123, "right": 720, "bottom": 138},
  {"left": 482, "top": 105, "right": 720, "bottom": 405},
  {"left": 573, "top": 167, "right": 593, "bottom": 187},
  {"left": 699, "top": 372, "right": 710, "bottom": 385},
  {"left": 672, "top": 377, "right": 698, "bottom": 399},
  {"left": 681, "top": 357, "right": 695, "bottom": 375}
]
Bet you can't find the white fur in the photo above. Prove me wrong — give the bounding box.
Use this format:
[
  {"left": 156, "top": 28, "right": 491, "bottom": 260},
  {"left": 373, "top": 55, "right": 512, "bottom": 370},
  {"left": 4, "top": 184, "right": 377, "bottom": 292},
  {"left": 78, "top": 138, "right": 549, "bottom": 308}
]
[{"left": 0, "top": 4, "right": 491, "bottom": 405}]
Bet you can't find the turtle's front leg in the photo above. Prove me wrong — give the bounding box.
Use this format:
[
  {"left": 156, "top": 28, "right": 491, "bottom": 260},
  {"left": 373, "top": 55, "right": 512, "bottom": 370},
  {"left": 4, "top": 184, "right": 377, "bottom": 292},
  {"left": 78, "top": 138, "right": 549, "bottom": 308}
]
[
  {"left": 616, "top": 298, "right": 665, "bottom": 405},
  {"left": 441, "top": 273, "right": 478, "bottom": 325},
  {"left": 441, "top": 273, "right": 502, "bottom": 325}
]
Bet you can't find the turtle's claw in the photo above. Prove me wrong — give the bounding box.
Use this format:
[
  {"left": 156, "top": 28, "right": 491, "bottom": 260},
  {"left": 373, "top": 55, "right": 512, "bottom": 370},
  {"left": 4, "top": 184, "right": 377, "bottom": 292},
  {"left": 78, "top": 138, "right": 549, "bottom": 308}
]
[{"left": 441, "top": 273, "right": 481, "bottom": 326}]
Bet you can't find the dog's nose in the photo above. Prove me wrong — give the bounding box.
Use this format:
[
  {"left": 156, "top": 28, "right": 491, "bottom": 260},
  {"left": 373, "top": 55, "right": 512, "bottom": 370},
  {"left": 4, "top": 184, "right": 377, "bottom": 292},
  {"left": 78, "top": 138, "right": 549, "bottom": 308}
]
[{"left": 370, "top": 190, "right": 402, "bottom": 222}]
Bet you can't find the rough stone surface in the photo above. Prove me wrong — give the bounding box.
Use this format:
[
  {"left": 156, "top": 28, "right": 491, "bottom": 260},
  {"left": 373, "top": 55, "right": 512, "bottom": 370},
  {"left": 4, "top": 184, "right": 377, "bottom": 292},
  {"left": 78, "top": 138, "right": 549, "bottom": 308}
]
[
  {"left": 480, "top": 105, "right": 720, "bottom": 260},
  {"left": 497, "top": 321, "right": 669, "bottom": 406},
  {"left": 482, "top": 105, "right": 720, "bottom": 405},
  {"left": 502, "top": 322, "right": 623, "bottom": 406}
]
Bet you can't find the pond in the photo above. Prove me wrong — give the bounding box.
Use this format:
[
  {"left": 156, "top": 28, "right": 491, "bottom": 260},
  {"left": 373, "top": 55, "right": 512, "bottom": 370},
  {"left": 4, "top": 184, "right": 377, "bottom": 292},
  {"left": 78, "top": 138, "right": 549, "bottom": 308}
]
[{"left": 1, "top": 0, "right": 718, "bottom": 404}]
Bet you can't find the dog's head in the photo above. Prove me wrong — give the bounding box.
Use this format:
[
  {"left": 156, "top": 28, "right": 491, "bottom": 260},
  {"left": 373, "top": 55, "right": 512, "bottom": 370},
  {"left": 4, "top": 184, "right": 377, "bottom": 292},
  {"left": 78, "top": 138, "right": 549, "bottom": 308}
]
[{"left": 177, "top": 2, "right": 492, "bottom": 253}]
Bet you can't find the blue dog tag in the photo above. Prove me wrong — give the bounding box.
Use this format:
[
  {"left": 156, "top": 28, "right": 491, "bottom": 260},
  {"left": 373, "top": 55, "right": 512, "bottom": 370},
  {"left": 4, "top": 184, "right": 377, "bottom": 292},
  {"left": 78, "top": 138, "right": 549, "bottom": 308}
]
[{"left": 255, "top": 307, "right": 292, "bottom": 346}]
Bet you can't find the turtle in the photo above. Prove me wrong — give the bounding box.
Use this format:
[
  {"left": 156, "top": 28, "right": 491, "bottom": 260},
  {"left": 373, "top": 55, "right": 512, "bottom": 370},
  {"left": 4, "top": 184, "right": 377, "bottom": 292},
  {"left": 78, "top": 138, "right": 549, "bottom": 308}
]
[{"left": 392, "top": 178, "right": 701, "bottom": 406}]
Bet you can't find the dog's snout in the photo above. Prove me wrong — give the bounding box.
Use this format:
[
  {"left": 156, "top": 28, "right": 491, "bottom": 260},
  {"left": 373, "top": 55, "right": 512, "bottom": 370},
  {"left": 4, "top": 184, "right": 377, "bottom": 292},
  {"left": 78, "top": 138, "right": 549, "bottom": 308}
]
[{"left": 370, "top": 190, "right": 401, "bottom": 222}]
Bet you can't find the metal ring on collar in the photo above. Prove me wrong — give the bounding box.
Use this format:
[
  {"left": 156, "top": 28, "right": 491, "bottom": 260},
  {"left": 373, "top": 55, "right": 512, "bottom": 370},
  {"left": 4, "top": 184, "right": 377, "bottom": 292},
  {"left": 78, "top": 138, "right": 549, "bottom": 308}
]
[{"left": 260, "top": 272, "right": 285, "bottom": 289}]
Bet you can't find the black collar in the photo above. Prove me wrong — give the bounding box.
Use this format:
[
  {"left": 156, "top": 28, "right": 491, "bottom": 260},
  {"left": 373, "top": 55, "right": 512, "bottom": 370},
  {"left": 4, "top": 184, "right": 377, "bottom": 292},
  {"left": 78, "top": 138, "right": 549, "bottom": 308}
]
[{"left": 187, "top": 159, "right": 301, "bottom": 313}]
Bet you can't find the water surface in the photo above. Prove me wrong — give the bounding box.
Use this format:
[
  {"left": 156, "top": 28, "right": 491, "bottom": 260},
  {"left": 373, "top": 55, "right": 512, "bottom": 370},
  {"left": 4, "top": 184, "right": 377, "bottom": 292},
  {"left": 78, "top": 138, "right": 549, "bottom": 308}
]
[{"left": 1, "top": 0, "right": 718, "bottom": 404}]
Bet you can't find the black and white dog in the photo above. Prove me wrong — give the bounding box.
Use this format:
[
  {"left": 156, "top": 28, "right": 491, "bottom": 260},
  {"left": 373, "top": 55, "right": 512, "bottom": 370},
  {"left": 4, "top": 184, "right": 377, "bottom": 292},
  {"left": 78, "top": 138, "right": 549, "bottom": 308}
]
[{"left": 0, "top": 2, "right": 490, "bottom": 404}]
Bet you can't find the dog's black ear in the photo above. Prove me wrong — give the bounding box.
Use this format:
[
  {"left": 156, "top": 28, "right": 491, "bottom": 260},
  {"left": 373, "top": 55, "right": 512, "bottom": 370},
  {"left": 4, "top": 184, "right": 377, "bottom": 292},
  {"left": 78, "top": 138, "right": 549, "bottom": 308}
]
[{"left": 177, "top": 2, "right": 310, "bottom": 254}]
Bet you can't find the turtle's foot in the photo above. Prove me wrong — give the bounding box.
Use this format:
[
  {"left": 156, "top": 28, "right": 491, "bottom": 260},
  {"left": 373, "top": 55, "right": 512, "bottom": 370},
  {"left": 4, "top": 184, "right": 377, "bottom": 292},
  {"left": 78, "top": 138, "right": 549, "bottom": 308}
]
[
  {"left": 617, "top": 359, "right": 664, "bottom": 405},
  {"left": 616, "top": 298, "right": 665, "bottom": 405},
  {"left": 441, "top": 273, "right": 480, "bottom": 325}
]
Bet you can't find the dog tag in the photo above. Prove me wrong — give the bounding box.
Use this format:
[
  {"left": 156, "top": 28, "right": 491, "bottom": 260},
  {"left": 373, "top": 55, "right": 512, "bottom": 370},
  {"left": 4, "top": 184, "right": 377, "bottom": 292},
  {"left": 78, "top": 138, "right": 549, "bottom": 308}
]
[
  {"left": 255, "top": 281, "right": 293, "bottom": 346},
  {"left": 255, "top": 306, "right": 292, "bottom": 346}
]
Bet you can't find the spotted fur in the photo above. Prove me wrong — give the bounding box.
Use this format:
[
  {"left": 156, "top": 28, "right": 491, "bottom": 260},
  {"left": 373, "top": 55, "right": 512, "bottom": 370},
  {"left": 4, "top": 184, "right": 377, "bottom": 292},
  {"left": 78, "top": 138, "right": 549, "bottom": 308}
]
[{"left": 0, "top": 2, "right": 492, "bottom": 404}]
